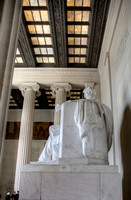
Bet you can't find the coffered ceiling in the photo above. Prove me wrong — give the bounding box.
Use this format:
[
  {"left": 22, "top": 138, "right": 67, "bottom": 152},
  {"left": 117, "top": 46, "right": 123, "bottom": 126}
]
[{"left": 15, "top": 0, "right": 110, "bottom": 68}]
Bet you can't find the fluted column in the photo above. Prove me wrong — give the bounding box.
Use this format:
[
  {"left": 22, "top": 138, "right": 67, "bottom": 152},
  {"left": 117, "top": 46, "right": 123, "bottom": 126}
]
[
  {"left": 14, "top": 83, "right": 40, "bottom": 191},
  {"left": 0, "top": 0, "right": 22, "bottom": 181},
  {"left": 51, "top": 83, "right": 71, "bottom": 125}
]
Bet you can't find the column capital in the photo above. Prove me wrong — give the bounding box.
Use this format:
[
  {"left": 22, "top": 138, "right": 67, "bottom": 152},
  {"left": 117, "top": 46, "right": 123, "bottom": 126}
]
[
  {"left": 19, "top": 83, "right": 41, "bottom": 97},
  {"left": 51, "top": 83, "right": 72, "bottom": 97}
]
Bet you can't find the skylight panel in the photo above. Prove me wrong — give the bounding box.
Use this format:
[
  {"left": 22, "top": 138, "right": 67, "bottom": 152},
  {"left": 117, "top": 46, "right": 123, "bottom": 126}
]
[
  {"left": 83, "top": 0, "right": 90, "bottom": 6},
  {"left": 43, "top": 25, "right": 51, "bottom": 34},
  {"left": 15, "top": 48, "right": 24, "bottom": 64},
  {"left": 15, "top": 57, "right": 23, "bottom": 63},
  {"left": 23, "top": 0, "right": 55, "bottom": 65},
  {"left": 40, "top": 11, "right": 49, "bottom": 21},
  {"left": 28, "top": 25, "right": 36, "bottom": 34},
  {"left": 23, "top": 0, "right": 47, "bottom": 6},
  {"left": 67, "top": 0, "right": 75, "bottom": 7},
  {"left": 24, "top": 11, "right": 33, "bottom": 21},
  {"left": 67, "top": 0, "right": 90, "bottom": 64},
  {"left": 30, "top": 0, "right": 38, "bottom": 6},
  {"left": 75, "top": 0, "right": 82, "bottom": 6},
  {"left": 32, "top": 11, "right": 41, "bottom": 21}
]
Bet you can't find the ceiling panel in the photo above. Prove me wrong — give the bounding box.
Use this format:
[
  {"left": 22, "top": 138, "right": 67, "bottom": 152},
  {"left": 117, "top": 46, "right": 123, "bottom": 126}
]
[
  {"left": 23, "top": 0, "right": 55, "bottom": 66},
  {"left": 16, "top": 0, "right": 110, "bottom": 68},
  {"left": 15, "top": 48, "right": 24, "bottom": 65},
  {"left": 67, "top": 0, "right": 90, "bottom": 65}
]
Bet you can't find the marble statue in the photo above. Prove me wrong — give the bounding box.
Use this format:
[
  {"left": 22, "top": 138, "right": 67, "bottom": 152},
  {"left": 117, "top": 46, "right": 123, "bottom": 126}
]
[
  {"left": 38, "top": 125, "right": 60, "bottom": 162},
  {"left": 38, "top": 87, "right": 113, "bottom": 164},
  {"left": 74, "top": 87, "right": 113, "bottom": 158}
]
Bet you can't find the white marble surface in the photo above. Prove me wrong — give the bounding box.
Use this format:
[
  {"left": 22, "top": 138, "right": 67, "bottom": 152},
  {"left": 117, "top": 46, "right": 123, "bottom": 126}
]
[
  {"left": 8, "top": 109, "right": 54, "bottom": 122},
  {"left": 41, "top": 173, "right": 99, "bottom": 200},
  {"left": 98, "top": 0, "right": 131, "bottom": 173},
  {"left": 23, "top": 163, "right": 118, "bottom": 173},
  {"left": 101, "top": 173, "right": 122, "bottom": 200},
  {"left": 60, "top": 101, "right": 83, "bottom": 158},
  {"left": 12, "top": 68, "right": 100, "bottom": 90},
  {"left": 0, "top": 140, "right": 46, "bottom": 197},
  {"left": 20, "top": 172, "right": 41, "bottom": 200},
  {"left": 59, "top": 157, "right": 88, "bottom": 165},
  {"left": 14, "top": 84, "right": 40, "bottom": 191},
  {"left": 19, "top": 164, "right": 122, "bottom": 200},
  {"left": 60, "top": 99, "right": 112, "bottom": 164}
]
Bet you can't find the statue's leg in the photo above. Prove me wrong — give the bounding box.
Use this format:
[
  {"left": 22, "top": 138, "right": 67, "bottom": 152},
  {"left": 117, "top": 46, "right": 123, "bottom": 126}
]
[{"left": 38, "top": 136, "right": 52, "bottom": 162}]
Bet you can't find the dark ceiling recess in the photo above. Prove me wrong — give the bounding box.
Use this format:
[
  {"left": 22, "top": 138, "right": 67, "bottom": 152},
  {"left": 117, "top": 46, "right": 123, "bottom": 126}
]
[
  {"left": 9, "top": 89, "right": 83, "bottom": 110},
  {"left": 15, "top": 0, "right": 110, "bottom": 68}
]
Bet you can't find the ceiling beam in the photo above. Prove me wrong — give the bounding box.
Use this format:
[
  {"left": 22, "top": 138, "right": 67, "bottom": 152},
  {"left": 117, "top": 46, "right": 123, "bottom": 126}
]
[
  {"left": 68, "top": 45, "right": 88, "bottom": 48},
  {"left": 30, "top": 34, "right": 51, "bottom": 37},
  {"left": 18, "top": 20, "right": 36, "bottom": 67},
  {"left": 32, "top": 45, "right": 52, "bottom": 48},
  {"left": 26, "top": 21, "right": 50, "bottom": 25},
  {"left": 36, "top": 63, "right": 55, "bottom": 67},
  {"left": 12, "top": 68, "right": 100, "bottom": 89},
  {"left": 47, "top": 0, "right": 67, "bottom": 67},
  {"left": 87, "top": 0, "right": 111, "bottom": 68},
  {"left": 66, "top": 7, "right": 92, "bottom": 11},
  {"left": 35, "top": 55, "right": 54, "bottom": 57},
  {"left": 67, "top": 22, "right": 90, "bottom": 25},
  {"left": 68, "top": 55, "right": 87, "bottom": 57},
  {"left": 23, "top": 6, "right": 48, "bottom": 10},
  {"left": 67, "top": 34, "right": 89, "bottom": 37}
]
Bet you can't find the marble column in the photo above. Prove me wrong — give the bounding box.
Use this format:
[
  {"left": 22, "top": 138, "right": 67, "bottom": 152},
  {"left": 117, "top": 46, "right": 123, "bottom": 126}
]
[
  {"left": 51, "top": 83, "right": 71, "bottom": 125},
  {"left": 0, "top": 0, "right": 22, "bottom": 180},
  {"left": 14, "top": 83, "right": 40, "bottom": 191},
  {"left": 0, "top": 0, "right": 16, "bottom": 95}
]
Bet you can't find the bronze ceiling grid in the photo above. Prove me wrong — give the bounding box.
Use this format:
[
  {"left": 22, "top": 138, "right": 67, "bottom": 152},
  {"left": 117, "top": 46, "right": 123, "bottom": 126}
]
[{"left": 22, "top": 0, "right": 56, "bottom": 67}]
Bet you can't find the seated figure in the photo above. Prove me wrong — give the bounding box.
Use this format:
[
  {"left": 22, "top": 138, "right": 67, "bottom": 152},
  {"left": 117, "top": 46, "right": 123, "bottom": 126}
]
[
  {"left": 38, "top": 87, "right": 113, "bottom": 164},
  {"left": 74, "top": 87, "right": 113, "bottom": 160}
]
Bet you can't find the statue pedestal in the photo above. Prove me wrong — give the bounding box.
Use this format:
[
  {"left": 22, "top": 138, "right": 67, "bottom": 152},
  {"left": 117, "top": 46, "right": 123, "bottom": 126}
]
[{"left": 19, "top": 163, "right": 122, "bottom": 200}]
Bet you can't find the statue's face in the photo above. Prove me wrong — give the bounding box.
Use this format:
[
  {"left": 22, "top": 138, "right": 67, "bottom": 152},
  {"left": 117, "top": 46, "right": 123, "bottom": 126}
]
[{"left": 83, "top": 87, "right": 96, "bottom": 100}]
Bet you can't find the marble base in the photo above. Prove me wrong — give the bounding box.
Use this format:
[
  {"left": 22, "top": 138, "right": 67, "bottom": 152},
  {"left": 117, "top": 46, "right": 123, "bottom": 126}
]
[
  {"left": 59, "top": 157, "right": 108, "bottom": 165},
  {"left": 19, "top": 164, "right": 122, "bottom": 200}
]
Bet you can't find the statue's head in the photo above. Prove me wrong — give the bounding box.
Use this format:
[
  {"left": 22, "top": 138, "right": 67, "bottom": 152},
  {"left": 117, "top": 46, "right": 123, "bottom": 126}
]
[{"left": 83, "top": 87, "right": 97, "bottom": 100}]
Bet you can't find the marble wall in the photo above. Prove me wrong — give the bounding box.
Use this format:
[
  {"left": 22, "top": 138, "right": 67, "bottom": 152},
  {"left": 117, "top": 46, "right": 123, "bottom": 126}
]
[
  {"left": 0, "top": 140, "right": 46, "bottom": 198},
  {"left": 8, "top": 109, "right": 54, "bottom": 122},
  {"left": 98, "top": 0, "right": 131, "bottom": 198},
  {"left": 0, "top": 109, "right": 54, "bottom": 198}
]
